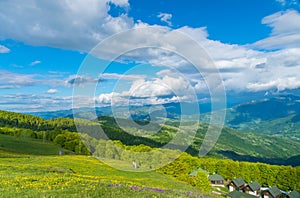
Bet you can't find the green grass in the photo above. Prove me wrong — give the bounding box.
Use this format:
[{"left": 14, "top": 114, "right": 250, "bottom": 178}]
[
  {"left": 0, "top": 135, "right": 214, "bottom": 197},
  {"left": 0, "top": 134, "right": 68, "bottom": 155},
  {"left": 0, "top": 152, "right": 208, "bottom": 197}
]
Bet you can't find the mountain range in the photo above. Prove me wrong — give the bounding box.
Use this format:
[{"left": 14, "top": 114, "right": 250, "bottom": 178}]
[
  {"left": 21, "top": 94, "right": 300, "bottom": 165},
  {"left": 29, "top": 94, "right": 300, "bottom": 141}
]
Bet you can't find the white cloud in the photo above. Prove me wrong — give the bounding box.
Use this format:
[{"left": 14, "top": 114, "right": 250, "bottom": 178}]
[
  {"left": 264, "top": 10, "right": 300, "bottom": 35},
  {"left": 252, "top": 10, "right": 300, "bottom": 49},
  {"left": 0, "top": 94, "right": 74, "bottom": 112},
  {"left": 0, "top": 45, "right": 10, "bottom": 53},
  {"left": 109, "top": 0, "right": 129, "bottom": 7},
  {"left": 157, "top": 13, "right": 172, "bottom": 26},
  {"left": 89, "top": 20, "right": 300, "bottom": 94},
  {"left": 64, "top": 75, "right": 100, "bottom": 87},
  {"left": 97, "top": 74, "right": 197, "bottom": 106},
  {"left": 247, "top": 77, "right": 300, "bottom": 92},
  {"left": 46, "top": 89, "right": 58, "bottom": 94},
  {"left": 0, "top": 70, "right": 37, "bottom": 89},
  {"left": 30, "top": 60, "right": 41, "bottom": 66},
  {"left": 0, "top": 0, "right": 133, "bottom": 51},
  {"left": 1, "top": 0, "right": 300, "bottom": 98},
  {"left": 0, "top": 70, "right": 95, "bottom": 89},
  {"left": 92, "top": 25, "right": 259, "bottom": 72},
  {"left": 97, "top": 91, "right": 183, "bottom": 107},
  {"left": 128, "top": 75, "right": 193, "bottom": 98}
]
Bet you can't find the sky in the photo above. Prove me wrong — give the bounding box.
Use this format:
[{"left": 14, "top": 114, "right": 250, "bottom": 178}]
[{"left": 0, "top": 0, "right": 300, "bottom": 112}]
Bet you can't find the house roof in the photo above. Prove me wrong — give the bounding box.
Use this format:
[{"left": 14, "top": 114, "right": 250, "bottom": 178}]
[
  {"left": 233, "top": 177, "right": 246, "bottom": 187},
  {"left": 290, "top": 190, "right": 300, "bottom": 198},
  {"left": 268, "top": 186, "right": 282, "bottom": 197},
  {"left": 208, "top": 174, "right": 224, "bottom": 181},
  {"left": 189, "top": 167, "right": 209, "bottom": 176},
  {"left": 227, "top": 190, "right": 257, "bottom": 198},
  {"left": 248, "top": 181, "right": 261, "bottom": 191}
]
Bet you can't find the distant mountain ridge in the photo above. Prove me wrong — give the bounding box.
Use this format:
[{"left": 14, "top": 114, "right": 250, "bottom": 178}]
[
  {"left": 220, "top": 95, "right": 300, "bottom": 141},
  {"left": 229, "top": 95, "right": 300, "bottom": 122},
  {"left": 28, "top": 102, "right": 213, "bottom": 120},
  {"left": 28, "top": 94, "right": 300, "bottom": 141}
]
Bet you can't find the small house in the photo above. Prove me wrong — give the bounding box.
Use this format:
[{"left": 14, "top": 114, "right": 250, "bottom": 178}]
[
  {"left": 229, "top": 177, "right": 246, "bottom": 192},
  {"left": 208, "top": 174, "right": 225, "bottom": 186},
  {"left": 262, "top": 186, "right": 286, "bottom": 198},
  {"left": 243, "top": 181, "right": 261, "bottom": 196},
  {"left": 226, "top": 190, "right": 257, "bottom": 198},
  {"left": 290, "top": 190, "right": 300, "bottom": 198}
]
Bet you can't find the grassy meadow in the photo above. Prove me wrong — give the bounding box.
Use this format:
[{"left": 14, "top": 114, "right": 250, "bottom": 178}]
[{"left": 0, "top": 134, "right": 212, "bottom": 198}]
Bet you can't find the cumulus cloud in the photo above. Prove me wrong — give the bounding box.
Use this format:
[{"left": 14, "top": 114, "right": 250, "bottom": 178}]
[
  {"left": 1, "top": 0, "right": 300, "bottom": 101},
  {"left": 252, "top": 10, "right": 300, "bottom": 49},
  {"left": 157, "top": 13, "right": 172, "bottom": 26},
  {"left": 91, "top": 16, "right": 300, "bottom": 95},
  {"left": 97, "top": 74, "right": 197, "bottom": 106},
  {"left": 0, "top": 0, "right": 133, "bottom": 51},
  {"left": 0, "top": 45, "right": 10, "bottom": 53},
  {"left": 128, "top": 76, "right": 193, "bottom": 97}
]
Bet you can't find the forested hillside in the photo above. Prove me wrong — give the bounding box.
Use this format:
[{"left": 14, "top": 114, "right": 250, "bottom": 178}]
[{"left": 1, "top": 110, "right": 300, "bottom": 166}]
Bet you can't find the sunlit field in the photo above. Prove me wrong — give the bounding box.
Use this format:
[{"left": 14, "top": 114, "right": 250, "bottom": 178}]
[{"left": 0, "top": 147, "right": 211, "bottom": 198}]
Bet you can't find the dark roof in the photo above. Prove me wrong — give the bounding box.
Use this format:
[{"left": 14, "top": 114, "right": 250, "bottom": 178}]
[
  {"left": 189, "top": 167, "right": 209, "bottom": 176},
  {"left": 233, "top": 178, "right": 246, "bottom": 187},
  {"left": 248, "top": 181, "right": 261, "bottom": 191},
  {"left": 208, "top": 174, "right": 224, "bottom": 181},
  {"left": 227, "top": 190, "right": 257, "bottom": 198},
  {"left": 268, "top": 186, "right": 282, "bottom": 198},
  {"left": 290, "top": 190, "right": 300, "bottom": 198}
]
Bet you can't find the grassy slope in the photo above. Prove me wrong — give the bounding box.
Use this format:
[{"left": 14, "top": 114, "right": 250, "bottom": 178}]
[
  {"left": 0, "top": 135, "right": 209, "bottom": 198},
  {"left": 0, "top": 134, "right": 69, "bottom": 155}
]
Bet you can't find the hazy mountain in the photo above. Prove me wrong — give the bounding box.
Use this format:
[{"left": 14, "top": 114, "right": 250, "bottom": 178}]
[
  {"left": 29, "top": 94, "right": 300, "bottom": 141},
  {"left": 28, "top": 102, "right": 213, "bottom": 120},
  {"left": 201, "top": 95, "right": 300, "bottom": 141}
]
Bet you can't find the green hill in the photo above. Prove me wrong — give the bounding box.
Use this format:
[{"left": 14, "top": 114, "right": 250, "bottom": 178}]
[
  {"left": 1, "top": 110, "right": 300, "bottom": 166},
  {"left": 95, "top": 117, "right": 300, "bottom": 165},
  {"left": 0, "top": 150, "right": 204, "bottom": 197},
  {"left": 0, "top": 133, "right": 68, "bottom": 155}
]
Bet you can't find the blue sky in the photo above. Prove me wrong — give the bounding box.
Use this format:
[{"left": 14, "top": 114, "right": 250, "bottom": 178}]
[{"left": 0, "top": 0, "right": 300, "bottom": 112}]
